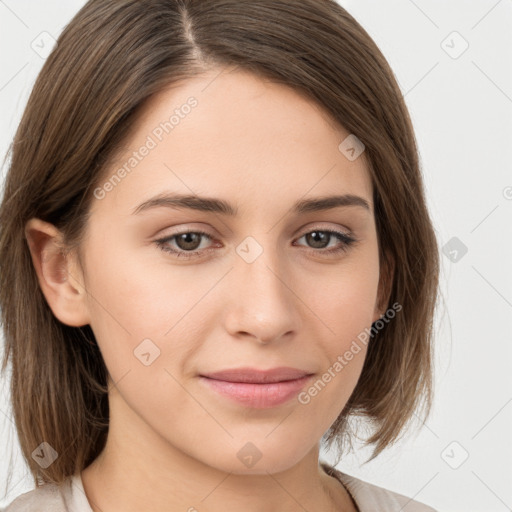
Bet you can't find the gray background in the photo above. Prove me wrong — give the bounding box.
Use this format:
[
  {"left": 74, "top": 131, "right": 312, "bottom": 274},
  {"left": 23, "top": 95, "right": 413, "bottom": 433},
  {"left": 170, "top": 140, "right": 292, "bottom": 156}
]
[{"left": 1, "top": 1, "right": 511, "bottom": 510}]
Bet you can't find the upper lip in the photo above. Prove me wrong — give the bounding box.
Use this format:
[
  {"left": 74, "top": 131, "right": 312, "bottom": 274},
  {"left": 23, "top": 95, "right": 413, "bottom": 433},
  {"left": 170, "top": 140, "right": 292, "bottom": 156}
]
[{"left": 200, "top": 367, "right": 314, "bottom": 384}]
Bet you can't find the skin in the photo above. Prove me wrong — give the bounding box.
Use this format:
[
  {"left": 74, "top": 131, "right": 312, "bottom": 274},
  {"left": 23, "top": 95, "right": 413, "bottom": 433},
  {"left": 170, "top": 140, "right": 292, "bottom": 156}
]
[{"left": 25, "top": 67, "right": 390, "bottom": 512}]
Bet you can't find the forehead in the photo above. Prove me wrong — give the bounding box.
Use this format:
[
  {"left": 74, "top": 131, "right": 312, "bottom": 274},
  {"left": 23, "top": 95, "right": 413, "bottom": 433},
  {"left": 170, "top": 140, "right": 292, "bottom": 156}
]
[{"left": 91, "top": 68, "right": 373, "bottom": 220}]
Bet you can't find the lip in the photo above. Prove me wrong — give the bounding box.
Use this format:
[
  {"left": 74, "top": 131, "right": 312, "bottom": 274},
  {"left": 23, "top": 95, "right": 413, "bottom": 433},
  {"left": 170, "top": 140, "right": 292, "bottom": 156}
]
[
  {"left": 199, "top": 367, "right": 314, "bottom": 409},
  {"left": 200, "top": 366, "right": 313, "bottom": 383}
]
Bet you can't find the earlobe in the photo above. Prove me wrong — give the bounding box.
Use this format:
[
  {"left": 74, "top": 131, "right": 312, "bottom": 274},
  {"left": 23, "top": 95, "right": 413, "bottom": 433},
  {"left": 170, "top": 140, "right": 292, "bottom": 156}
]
[{"left": 24, "top": 218, "right": 90, "bottom": 327}]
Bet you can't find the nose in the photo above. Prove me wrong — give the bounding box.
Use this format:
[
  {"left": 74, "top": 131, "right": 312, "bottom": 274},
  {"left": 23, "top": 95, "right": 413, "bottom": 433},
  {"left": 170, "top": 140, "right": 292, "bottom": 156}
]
[{"left": 223, "top": 242, "right": 302, "bottom": 345}]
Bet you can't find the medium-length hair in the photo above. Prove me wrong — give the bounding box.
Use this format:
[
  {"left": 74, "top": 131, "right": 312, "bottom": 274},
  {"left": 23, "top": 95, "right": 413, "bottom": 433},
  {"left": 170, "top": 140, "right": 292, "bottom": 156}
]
[{"left": 0, "top": 0, "right": 440, "bottom": 486}]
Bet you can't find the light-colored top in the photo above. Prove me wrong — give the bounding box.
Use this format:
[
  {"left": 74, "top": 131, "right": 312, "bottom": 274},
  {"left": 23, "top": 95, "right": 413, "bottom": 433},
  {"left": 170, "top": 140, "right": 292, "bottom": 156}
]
[
  {"left": 321, "top": 462, "right": 437, "bottom": 511},
  {"left": 1, "top": 462, "right": 437, "bottom": 511}
]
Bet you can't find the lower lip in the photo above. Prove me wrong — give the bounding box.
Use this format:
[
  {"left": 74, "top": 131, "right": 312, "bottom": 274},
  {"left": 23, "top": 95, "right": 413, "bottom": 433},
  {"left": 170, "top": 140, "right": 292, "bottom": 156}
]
[{"left": 199, "top": 375, "right": 313, "bottom": 409}]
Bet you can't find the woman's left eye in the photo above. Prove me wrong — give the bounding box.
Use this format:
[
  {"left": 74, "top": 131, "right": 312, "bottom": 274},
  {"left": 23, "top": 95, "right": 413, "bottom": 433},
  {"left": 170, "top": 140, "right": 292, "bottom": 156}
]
[{"left": 155, "top": 228, "right": 357, "bottom": 259}]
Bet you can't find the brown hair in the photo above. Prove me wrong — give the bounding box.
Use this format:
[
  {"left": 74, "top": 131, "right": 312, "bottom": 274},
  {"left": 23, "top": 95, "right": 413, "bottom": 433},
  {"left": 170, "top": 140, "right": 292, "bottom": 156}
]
[{"left": 0, "top": 0, "right": 439, "bottom": 486}]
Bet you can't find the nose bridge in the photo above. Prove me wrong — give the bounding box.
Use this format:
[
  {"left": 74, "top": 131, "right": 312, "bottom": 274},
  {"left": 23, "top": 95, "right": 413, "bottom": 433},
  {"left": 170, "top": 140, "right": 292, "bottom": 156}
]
[{"left": 225, "top": 233, "right": 300, "bottom": 342}]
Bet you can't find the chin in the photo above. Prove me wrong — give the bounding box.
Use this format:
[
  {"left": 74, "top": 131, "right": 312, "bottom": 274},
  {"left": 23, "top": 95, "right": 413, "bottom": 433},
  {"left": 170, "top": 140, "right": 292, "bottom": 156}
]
[{"left": 202, "top": 440, "right": 312, "bottom": 475}]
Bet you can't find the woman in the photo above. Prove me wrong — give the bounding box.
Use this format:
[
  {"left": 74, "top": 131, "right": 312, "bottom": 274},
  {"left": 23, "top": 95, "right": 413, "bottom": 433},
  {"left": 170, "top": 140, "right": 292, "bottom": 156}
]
[{"left": 0, "top": 0, "right": 439, "bottom": 510}]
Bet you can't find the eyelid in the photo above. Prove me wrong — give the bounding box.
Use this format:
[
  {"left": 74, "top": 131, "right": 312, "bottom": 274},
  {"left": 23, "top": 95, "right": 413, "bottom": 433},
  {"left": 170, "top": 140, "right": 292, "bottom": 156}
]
[
  {"left": 156, "top": 223, "right": 353, "bottom": 245},
  {"left": 296, "top": 222, "right": 353, "bottom": 238}
]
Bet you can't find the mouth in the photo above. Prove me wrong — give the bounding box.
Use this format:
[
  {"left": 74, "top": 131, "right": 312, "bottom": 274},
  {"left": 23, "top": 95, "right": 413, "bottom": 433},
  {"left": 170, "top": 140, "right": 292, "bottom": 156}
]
[
  {"left": 198, "top": 367, "right": 315, "bottom": 408},
  {"left": 200, "top": 366, "right": 313, "bottom": 383}
]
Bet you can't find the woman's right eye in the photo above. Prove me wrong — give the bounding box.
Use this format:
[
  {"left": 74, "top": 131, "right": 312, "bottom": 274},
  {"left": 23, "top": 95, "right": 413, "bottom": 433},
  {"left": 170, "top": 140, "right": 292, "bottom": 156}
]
[{"left": 155, "top": 230, "right": 215, "bottom": 259}]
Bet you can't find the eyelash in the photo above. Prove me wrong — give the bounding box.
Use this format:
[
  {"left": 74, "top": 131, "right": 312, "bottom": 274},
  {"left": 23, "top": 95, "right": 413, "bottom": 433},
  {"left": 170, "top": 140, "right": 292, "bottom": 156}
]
[{"left": 154, "top": 228, "right": 357, "bottom": 259}]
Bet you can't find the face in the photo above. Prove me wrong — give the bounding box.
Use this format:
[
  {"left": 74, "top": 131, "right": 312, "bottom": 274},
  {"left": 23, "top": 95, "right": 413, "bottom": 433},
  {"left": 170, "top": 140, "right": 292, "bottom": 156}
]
[{"left": 68, "top": 67, "right": 383, "bottom": 474}]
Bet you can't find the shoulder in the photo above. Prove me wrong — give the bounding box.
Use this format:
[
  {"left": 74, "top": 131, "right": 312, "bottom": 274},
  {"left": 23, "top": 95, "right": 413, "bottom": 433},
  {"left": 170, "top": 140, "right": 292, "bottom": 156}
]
[
  {"left": 0, "top": 476, "right": 77, "bottom": 512},
  {"left": 1, "top": 483, "right": 65, "bottom": 512},
  {"left": 321, "top": 462, "right": 438, "bottom": 512},
  {"left": 340, "top": 472, "right": 438, "bottom": 511}
]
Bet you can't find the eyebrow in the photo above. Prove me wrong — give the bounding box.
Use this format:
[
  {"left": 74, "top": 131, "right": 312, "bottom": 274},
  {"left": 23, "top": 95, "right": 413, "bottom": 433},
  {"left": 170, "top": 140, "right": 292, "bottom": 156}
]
[{"left": 131, "top": 193, "right": 371, "bottom": 216}]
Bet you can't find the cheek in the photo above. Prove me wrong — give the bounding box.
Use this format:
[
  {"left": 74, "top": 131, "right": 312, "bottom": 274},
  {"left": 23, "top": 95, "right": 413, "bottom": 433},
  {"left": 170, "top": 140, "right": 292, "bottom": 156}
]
[
  {"left": 297, "top": 345, "right": 367, "bottom": 430},
  {"left": 296, "top": 254, "right": 379, "bottom": 400},
  {"left": 81, "top": 242, "right": 221, "bottom": 393},
  {"left": 302, "top": 253, "right": 380, "bottom": 342},
  {"left": 83, "top": 240, "right": 206, "bottom": 335},
  {"left": 295, "top": 281, "right": 373, "bottom": 426}
]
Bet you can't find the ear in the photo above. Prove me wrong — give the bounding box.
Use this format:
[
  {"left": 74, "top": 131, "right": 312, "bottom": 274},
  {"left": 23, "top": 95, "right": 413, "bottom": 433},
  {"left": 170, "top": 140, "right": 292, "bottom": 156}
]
[
  {"left": 24, "top": 218, "right": 90, "bottom": 327},
  {"left": 372, "top": 249, "right": 395, "bottom": 323}
]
